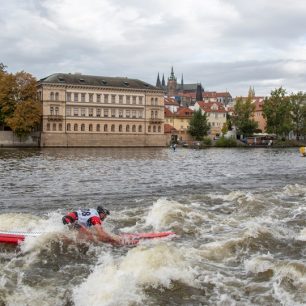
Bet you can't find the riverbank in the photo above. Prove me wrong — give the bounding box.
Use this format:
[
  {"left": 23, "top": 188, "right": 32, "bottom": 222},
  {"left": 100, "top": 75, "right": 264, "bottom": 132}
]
[{"left": 179, "top": 138, "right": 306, "bottom": 149}]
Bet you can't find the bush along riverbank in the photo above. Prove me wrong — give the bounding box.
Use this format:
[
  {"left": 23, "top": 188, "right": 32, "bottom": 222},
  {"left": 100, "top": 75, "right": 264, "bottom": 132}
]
[{"left": 182, "top": 137, "right": 306, "bottom": 148}]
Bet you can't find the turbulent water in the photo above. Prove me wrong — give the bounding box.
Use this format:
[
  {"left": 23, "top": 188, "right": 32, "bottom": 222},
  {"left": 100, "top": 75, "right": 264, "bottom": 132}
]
[{"left": 0, "top": 147, "right": 306, "bottom": 306}]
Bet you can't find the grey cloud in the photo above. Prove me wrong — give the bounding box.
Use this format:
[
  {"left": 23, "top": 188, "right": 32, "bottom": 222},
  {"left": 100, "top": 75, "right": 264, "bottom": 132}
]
[{"left": 1, "top": 0, "right": 306, "bottom": 97}]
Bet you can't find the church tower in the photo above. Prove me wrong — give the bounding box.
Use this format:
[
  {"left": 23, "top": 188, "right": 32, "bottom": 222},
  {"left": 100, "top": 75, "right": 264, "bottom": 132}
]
[
  {"left": 196, "top": 83, "right": 203, "bottom": 101},
  {"left": 156, "top": 73, "right": 161, "bottom": 88},
  {"left": 167, "top": 66, "right": 177, "bottom": 97}
]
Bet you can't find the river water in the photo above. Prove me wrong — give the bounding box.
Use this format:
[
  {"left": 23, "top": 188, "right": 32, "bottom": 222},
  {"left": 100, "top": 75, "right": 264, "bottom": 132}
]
[{"left": 0, "top": 147, "right": 305, "bottom": 306}]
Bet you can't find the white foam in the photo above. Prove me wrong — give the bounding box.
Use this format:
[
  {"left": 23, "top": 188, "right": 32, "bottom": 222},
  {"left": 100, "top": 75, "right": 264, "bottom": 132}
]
[
  {"left": 244, "top": 253, "right": 274, "bottom": 274},
  {"left": 282, "top": 184, "right": 306, "bottom": 197},
  {"left": 73, "top": 243, "right": 198, "bottom": 306},
  {"left": 297, "top": 228, "right": 306, "bottom": 241}
]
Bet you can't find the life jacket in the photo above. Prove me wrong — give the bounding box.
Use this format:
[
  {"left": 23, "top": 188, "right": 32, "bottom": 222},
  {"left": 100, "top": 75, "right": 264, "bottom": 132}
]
[{"left": 76, "top": 209, "right": 101, "bottom": 228}]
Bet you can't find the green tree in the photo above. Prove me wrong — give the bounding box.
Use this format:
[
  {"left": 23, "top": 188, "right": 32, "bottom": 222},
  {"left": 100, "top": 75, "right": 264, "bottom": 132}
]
[
  {"left": 188, "top": 109, "right": 210, "bottom": 140},
  {"left": 6, "top": 100, "right": 41, "bottom": 138},
  {"left": 0, "top": 72, "right": 16, "bottom": 129},
  {"left": 289, "top": 91, "right": 306, "bottom": 140},
  {"left": 262, "top": 87, "right": 292, "bottom": 138},
  {"left": 232, "top": 94, "right": 258, "bottom": 137},
  {"left": 0, "top": 69, "right": 41, "bottom": 136}
]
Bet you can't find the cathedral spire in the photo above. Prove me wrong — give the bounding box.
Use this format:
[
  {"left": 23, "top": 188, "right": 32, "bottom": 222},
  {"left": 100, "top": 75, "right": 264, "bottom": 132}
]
[
  {"left": 181, "top": 74, "right": 184, "bottom": 89},
  {"left": 156, "top": 72, "right": 161, "bottom": 88},
  {"left": 168, "top": 66, "right": 176, "bottom": 81},
  {"left": 161, "top": 74, "right": 165, "bottom": 87}
]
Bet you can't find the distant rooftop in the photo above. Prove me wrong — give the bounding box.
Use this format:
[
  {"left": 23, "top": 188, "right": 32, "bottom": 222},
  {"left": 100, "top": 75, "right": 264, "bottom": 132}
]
[{"left": 39, "top": 73, "right": 160, "bottom": 91}]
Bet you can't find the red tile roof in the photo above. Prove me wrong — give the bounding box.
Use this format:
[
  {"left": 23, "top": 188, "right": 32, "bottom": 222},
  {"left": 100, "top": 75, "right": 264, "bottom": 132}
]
[
  {"left": 164, "top": 123, "right": 178, "bottom": 133},
  {"left": 164, "top": 97, "right": 179, "bottom": 105},
  {"left": 197, "top": 101, "right": 227, "bottom": 113},
  {"left": 176, "top": 107, "right": 194, "bottom": 117},
  {"left": 164, "top": 108, "right": 174, "bottom": 117}
]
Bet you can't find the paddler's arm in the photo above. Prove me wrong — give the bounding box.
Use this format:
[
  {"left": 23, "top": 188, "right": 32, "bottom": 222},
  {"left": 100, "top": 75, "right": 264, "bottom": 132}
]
[{"left": 93, "top": 224, "right": 122, "bottom": 245}]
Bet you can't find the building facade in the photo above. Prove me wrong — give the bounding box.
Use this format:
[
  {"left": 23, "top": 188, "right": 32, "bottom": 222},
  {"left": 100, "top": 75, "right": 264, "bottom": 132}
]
[
  {"left": 194, "top": 101, "right": 227, "bottom": 137},
  {"left": 164, "top": 107, "right": 194, "bottom": 142},
  {"left": 37, "top": 73, "right": 166, "bottom": 147}
]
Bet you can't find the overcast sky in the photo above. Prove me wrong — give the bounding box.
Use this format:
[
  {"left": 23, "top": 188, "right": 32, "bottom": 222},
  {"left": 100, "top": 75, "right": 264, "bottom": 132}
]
[{"left": 1, "top": 0, "right": 306, "bottom": 97}]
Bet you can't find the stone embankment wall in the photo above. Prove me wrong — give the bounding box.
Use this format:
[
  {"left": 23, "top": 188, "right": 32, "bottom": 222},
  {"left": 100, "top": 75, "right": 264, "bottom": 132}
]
[
  {"left": 0, "top": 131, "right": 40, "bottom": 147},
  {"left": 41, "top": 132, "right": 167, "bottom": 147}
]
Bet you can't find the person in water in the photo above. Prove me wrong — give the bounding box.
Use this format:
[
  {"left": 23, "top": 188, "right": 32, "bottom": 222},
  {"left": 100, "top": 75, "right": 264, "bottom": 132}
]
[{"left": 62, "top": 206, "right": 121, "bottom": 244}]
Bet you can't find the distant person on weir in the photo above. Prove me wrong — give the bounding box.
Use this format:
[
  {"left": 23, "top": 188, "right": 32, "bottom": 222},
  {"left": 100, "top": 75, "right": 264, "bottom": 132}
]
[{"left": 62, "top": 206, "right": 121, "bottom": 244}]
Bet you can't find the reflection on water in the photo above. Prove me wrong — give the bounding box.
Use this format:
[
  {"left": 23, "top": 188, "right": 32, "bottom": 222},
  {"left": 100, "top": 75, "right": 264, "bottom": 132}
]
[{"left": 0, "top": 147, "right": 306, "bottom": 305}]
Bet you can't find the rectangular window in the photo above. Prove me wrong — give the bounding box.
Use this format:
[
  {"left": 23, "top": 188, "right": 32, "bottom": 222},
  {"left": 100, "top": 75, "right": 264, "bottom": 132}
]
[
  {"left": 119, "top": 95, "right": 123, "bottom": 104},
  {"left": 111, "top": 109, "right": 116, "bottom": 117},
  {"left": 81, "top": 93, "right": 86, "bottom": 102},
  {"left": 97, "top": 94, "right": 101, "bottom": 103},
  {"left": 132, "top": 110, "right": 136, "bottom": 118},
  {"left": 139, "top": 96, "right": 143, "bottom": 105},
  {"left": 66, "top": 107, "right": 71, "bottom": 116},
  {"left": 89, "top": 108, "right": 93, "bottom": 117},
  {"left": 104, "top": 94, "right": 109, "bottom": 103},
  {"left": 138, "top": 111, "right": 143, "bottom": 118},
  {"left": 104, "top": 109, "right": 109, "bottom": 117},
  {"left": 81, "top": 108, "right": 86, "bottom": 116},
  {"left": 74, "top": 107, "right": 78, "bottom": 116},
  {"left": 96, "top": 108, "right": 101, "bottom": 117},
  {"left": 126, "top": 110, "right": 130, "bottom": 118},
  {"left": 119, "top": 109, "right": 123, "bottom": 118},
  {"left": 111, "top": 95, "right": 116, "bottom": 103},
  {"left": 67, "top": 92, "right": 71, "bottom": 102},
  {"left": 132, "top": 96, "right": 136, "bottom": 104},
  {"left": 55, "top": 107, "right": 59, "bottom": 115},
  {"left": 126, "top": 96, "right": 130, "bottom": 104},
  {"left": 74, "top": 93, "right": 78, "bottom": 102},
  {"left": 89, "top": 93, "right": 94, "bottom": 103}
]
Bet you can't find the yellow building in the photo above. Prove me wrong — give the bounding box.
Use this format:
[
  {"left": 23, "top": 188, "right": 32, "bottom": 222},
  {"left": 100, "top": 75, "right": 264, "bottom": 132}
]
[
  {"left": 194, "top": 101, "right": 227, "bottom": 137},
  {"left": 37, "top": 73, "right": 166, "bottom": 147},
  {"left": 164, "top": 107, "right": 194, "bottom": 142}
]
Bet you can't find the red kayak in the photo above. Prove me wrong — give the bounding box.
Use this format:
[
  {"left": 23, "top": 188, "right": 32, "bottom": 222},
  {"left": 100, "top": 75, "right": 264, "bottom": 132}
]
[
  {"left": 0, "top": 230, "right": 175, "bottom": 245},
  {"left": 0, "top": 231, "right": 41, "bottom": 244}
]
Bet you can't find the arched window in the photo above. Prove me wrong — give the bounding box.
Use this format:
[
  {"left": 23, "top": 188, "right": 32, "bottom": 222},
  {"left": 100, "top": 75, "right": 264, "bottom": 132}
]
[
  {"left": 50, "top": 92, "right": 54, "bottom": 100},
  {"left": 59, "top": 123, "right": 62, "bottom": 131},
  {"left": 111, "top": 124, "right": 115, "bottom": 132},
  {"left": 46, "top": 123, "right": 50, "bottom": 131},
  {"left": 119, "top": 125, "right": 122, "bottom": 132},
  {"left": 96, "top": 124, "right": 100, "bottom": 132},
  {"left": 52, "top": 123, "right": 56, "bottom": 131},
  {"left": 153, "top": 125, "right": 156, "bottom": 133},
  {"left": 50, "top": 106, "right": 54, "bottom": 115},
  {"left": 158, "top": 126, "right": 161, "bottom": 133},
  {"left": 126, "top": 125, "right": 130, "bottom": 132},
  {"left": 67, "top": 123, "right": 71, "bottom": 131},
  {"left": 74, "top": 124, "right": 78, "bottom": 131},
  {"left": 138, "top": 125, "right": 142, "bottom": 133},
  {"left": 148, "top": 125, "right": 151, "bottom": 133},
  {"left": 104, "top": 124, "right": 108, "bottom": 132},
  {"left": 151, "top": 97, "right": 154, "bottom": 105},
  {"left": 89, "top": 124, "right": 93, "bottom": 132},
  {"left": 55, "top": 107, "right": 59, "bottom": 115},
  {"left": 132, "top": 125, "right": 136, "bottom": 132},
  {"left": 55, "top": 92, "right": 59, "bottom": 101},
  {"left": 81, "top": 124, "right": 85, "bottom": 131}
]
